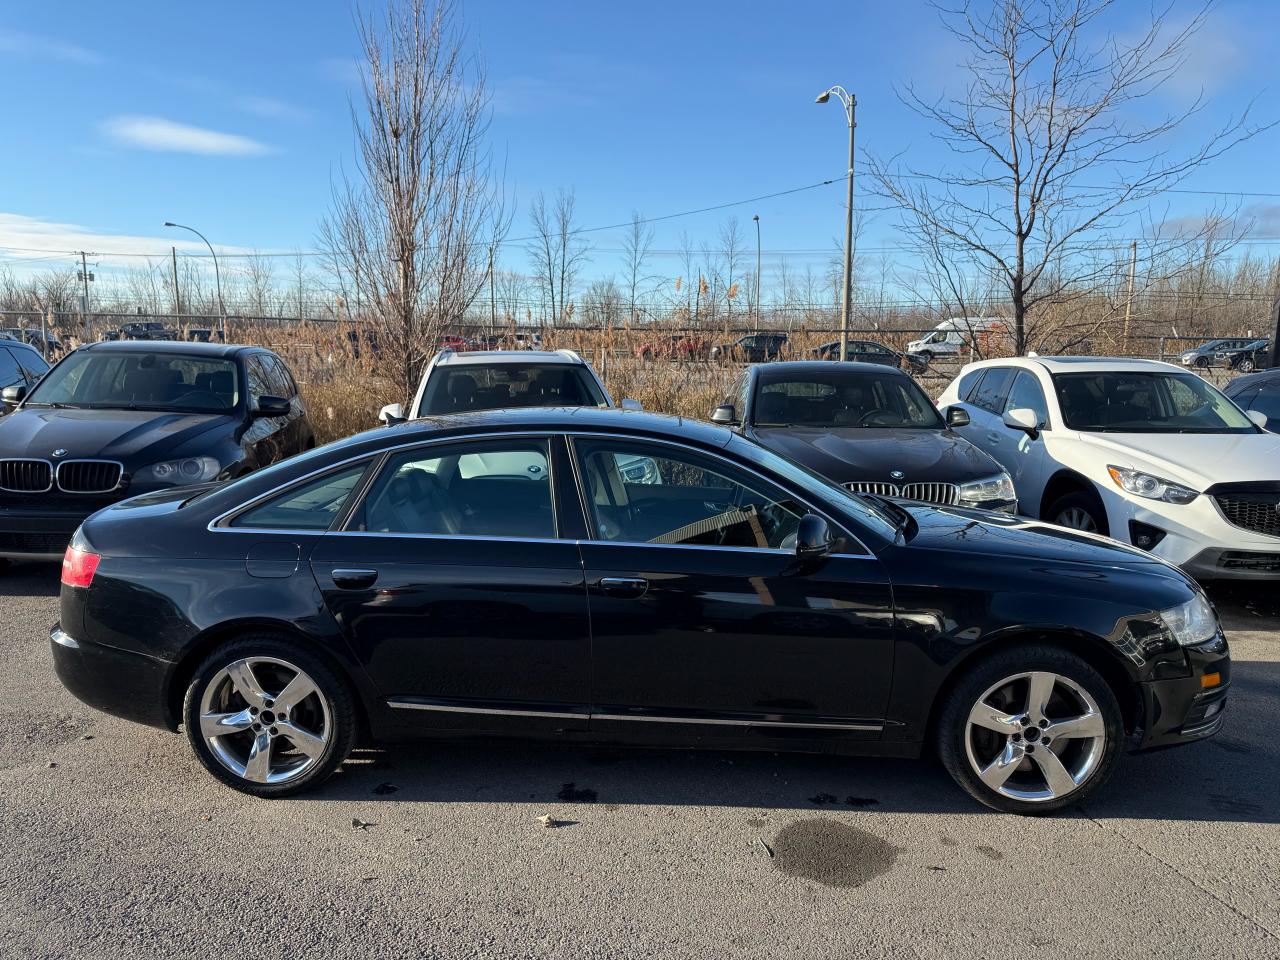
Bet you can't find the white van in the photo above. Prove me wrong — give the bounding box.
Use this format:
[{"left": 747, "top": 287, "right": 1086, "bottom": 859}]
[{"left": 907, "top": 317, "right": 1009, "bottom": 363}]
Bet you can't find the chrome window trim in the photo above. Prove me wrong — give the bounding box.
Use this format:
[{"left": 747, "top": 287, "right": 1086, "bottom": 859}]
[
  {"left": 207, "top": 427, "right": 876, "bottom": 557},
  {"left": 387, "top": 700, "right": 584, "bottom": 721},
  {"left": 54, "top": 459, "right": 125, "bottom": 495},
  {"left": 0, "top": 457, "right": 54, "bottom": 493},
  {"left": 213, "top": 458, "right": 380, "bottom": 532}
]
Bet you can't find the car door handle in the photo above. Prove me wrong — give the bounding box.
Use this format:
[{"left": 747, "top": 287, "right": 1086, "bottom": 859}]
[
  {"left": 331, "top": 568, "right": 378, "bottom": 589},
  {"left": 597, "top": 577, "right": 649, "bottom": 599}
]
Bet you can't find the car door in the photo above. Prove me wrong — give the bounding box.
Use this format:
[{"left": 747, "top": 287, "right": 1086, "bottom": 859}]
[
  {"left": 951, "top": 367, "right": 1014, "bottom": 461},
  {"left": 569, "top": 435, "right": 894, "bottom": 744},
  {"left": 992, "top": 369, "right": 1053, "bottom": 513},
  {"left": 309, "top": 435, "right": 591, "bottom": 733}
]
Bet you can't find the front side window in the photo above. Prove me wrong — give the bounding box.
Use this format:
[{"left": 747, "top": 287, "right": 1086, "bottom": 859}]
[
  {"left": 753, "top": 371, "right": 944, "bottom": 429},
  {"left": 1053, "top": 371, "right": 1255, "bottom": 433},
  {"left": 10, "top": 345, "right": 49, "bottom": 381},
  {"left": 1003, "top": 370, "right": 1050, "bottom": 428},
  {"left": 417, "top": 364, "right": 605, "bottom": 415},
  {"left": 232, "top": 464, "right": 367, "bottom": 530},
  {"left": 350, "top": 439, "right": 554, "bottom": 538},
  {"left": 574, "top": 438, "right": 802, "bottom": 549},
  {"left": 24, "top": 351, "right": 240, "bottom": 413}
]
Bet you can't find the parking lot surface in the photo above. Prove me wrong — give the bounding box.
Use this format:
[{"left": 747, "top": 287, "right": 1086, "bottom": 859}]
[{"left": 1, "top": 564, "right": 1276, "bottom": 959}]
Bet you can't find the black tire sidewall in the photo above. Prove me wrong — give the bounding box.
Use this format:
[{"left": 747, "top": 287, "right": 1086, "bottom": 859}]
[
  {"left": 936, "top": 644, "right": 1125, "bottom": 814},
  {"left": 1047, "top": 490, "right": 1110, "bottom": 536},
  {"left": 182, "top": 634, "right": 356, "bottom": 798}
]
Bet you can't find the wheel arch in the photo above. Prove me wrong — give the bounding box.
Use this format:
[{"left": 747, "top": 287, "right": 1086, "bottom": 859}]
[
  {"left": 923, "top": 628, "right": 1143, "bottom": 749},
  {"left": 164, "top": 618, "right": 370, "bottom": 740},
  {"left": 1039, "top": 468, "right": 1102, "bottom": 520}
]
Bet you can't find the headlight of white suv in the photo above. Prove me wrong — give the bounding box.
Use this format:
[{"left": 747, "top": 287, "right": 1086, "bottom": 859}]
[
  {"left": 134, "top": 456, "right": 222, "bottom": 485},
  {"left": 1158, "top": 594, "right": 1219, "bottom": 646},
  {"left": 1106, "top": 465, "right": 1198, "bottom": 504},
  {"left": 958, "top": 472, "right": 1016, "bottom": 505}
]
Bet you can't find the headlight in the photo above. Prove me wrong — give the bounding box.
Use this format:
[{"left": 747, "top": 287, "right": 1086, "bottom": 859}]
[
  {"left": 958, "top": 472, "right": 1016, "bottom": 505},
  {"left": 1158, "top": 594, "right": 1219, "bottom": 646},
  {"left": 134, "top": 456, "right": 222, "bottom": 485},
  {"left": 1106, "top": 465, "right": 1197, "bottom": 504}
]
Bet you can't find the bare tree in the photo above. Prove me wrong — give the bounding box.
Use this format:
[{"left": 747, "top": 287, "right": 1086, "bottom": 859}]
[
  {"left": 526, "top": 188, "right": 589, "bottom": 325},
  {"left": 320, "top": 0, "right": 503, "bottom": 404},
  {"left": 245, "top": 252, "right": 276, "bottom": 317},
  {"left": 869, "top": 0, "right": 1271, "bottom": 354},
  {"left": 621, "top": 211, "right": 654, "bottom": 322}
]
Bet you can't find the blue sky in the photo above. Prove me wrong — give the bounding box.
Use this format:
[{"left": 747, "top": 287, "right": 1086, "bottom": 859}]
[{"left": 2, "top": 0, "right": 1278, "bottom": 294}]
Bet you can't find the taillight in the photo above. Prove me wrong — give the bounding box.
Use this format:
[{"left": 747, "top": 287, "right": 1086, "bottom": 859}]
[{"left": 61, "top": 545, "right": 101, "bottom": 589}]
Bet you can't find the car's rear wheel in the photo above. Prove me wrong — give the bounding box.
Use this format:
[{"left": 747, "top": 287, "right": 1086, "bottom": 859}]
[
  {"left": 937, "top": 645, "right": 1123, "bottom": 813},
  {"left": 1046, "top": 490, "right": 1109, "bottom": 536},
  {"left": 183, "top": 635, "right": 355, "bottom": 797},
  {"left": 1238, "top": 357, "right": 1256, "bottom": 373}
]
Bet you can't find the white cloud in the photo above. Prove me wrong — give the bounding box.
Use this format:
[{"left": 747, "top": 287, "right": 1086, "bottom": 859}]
[
  {"left": 0, "top": 212, "right": 256, "bottom": 266},
  {"left": 0, "top": 28, "right": 100, "bottom": 64},
  {"left": 237, "top": 96, "right": 310, "bottom": 121},
  {"left": 101, "top": 115, "right": 274, "bottom": 156}
]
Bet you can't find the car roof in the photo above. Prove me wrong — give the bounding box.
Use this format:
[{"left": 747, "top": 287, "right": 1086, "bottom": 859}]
[
  {"left": 961, "top": 355, "right": 1186, "bottom": 375},
  {"left": 435, "top": 349, "right": 584, "bottom": 366},
  {"left": 1226, "top": 369, "right": 1280, "bottom": 392},
  {"left": 754, "top": 360, "right": 906, "bottom": 380},
  {"left": 76, "top": 340, "right": 263, "bottom": 360}
]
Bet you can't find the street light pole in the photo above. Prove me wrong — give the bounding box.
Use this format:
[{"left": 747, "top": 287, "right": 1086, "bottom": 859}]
[
  {"left": 815, "top": 86, "right": 856, "bottom": 362},
  {"left": 752, "top": 214, "right": 761, "bottom": 330},
  {"left": 164, "top": 222, "right": 224, "bottom": 337}
]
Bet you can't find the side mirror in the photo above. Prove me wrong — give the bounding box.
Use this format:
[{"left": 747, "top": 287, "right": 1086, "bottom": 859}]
[
  {"left": 379, "top": 402, "right": 406, "bottom": 425},
  {"left": 945, "top": 406, "right": 970, "bottom": 428},
  {"left": 795, "top": 514, "right": 833, "bottom": 560},
  {"left": 1, "top": 384, "right": 26, "bottom": 405},
  {"left": 1246, "top": 409, "right": 1269, "bottom": 429},
  {"left": 1003, "top": 407, "right": 1040, "bottom": 437},
  {"left": 253, "top": 395, "right": 291, "bottom": 419},
  {"left": 710, "top": 404, "right": 738, "bottom": 425},
  {"left": 619, "top": 398, "right": 642, "bottom": 411}
]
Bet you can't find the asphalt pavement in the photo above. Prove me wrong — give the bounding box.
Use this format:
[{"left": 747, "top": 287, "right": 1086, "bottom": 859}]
[{"left": 0, "top": 563, "right": 1276, "bottom": 959}]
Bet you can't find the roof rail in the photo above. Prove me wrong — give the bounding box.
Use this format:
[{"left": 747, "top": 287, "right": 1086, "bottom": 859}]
[{"left": 555, "top": 348, "right": 583, "bottom": 363}]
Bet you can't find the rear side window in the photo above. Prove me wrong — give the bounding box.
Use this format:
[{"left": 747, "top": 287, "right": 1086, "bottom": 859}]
[
  {"left": 970, "top": 367, "right": 1015, "bottom": 413},
  {"left": 231, "top": 464, "right": 367, "bottom": 530}
]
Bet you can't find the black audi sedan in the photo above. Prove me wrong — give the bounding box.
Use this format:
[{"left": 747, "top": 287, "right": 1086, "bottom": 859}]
[
  {"left": 712, "top": 361, "right": 1017, "bottom": 512},
  {"left": 51, "top": 407, "right": 1228, "bottom": 813},
  {"left": 0, "top": 340, "right": 313, "bottom": 562}
]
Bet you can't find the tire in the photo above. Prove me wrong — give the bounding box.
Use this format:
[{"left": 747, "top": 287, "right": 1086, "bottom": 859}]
[
  {"left": 1046, "top": 490, "right": 1109, "bottom": 536},
  {"left": 936, "top": 644, "right": 1124, "bottom": 814},
  {"left": 182, "top": 634, "right": 356, "bottom": 798},
  {"left": 1239, "top": 358, "right": 1255, "bottom": 373},
  {"left": 1193, "top": 356, "right": 1209, "bottom": 369}
]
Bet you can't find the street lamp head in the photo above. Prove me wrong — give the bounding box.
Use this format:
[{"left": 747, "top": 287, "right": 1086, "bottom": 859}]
[
  {"left": 163, "top": 221, "right": 176, "bottom": 228},
  {"left": 814, "top": 90, "right": 831, "bottom": 104},
  {"left": 752, "top": 214, "right": 760, "bottom": 222}
]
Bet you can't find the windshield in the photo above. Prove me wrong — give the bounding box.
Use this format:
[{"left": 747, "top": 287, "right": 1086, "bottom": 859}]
[
  {"left": 1053, "top": 371, "right": 1255, "bottom": 434},
  {"left": 753, "top": 371, "right": 945, "bottom": 429},
  {"left": 25, "top": 351, "right": 240, "bottom": 413},
  {"left": 417, "top": 363, "right": 607, "bottom": 415}
]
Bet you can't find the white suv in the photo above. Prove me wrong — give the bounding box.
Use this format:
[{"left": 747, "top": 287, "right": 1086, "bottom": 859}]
[{"left": 936, "top": 356, "right": 1280, "bottom": 579}]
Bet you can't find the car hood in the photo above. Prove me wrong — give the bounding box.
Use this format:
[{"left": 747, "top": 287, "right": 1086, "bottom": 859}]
[
  {"left": 899, "top": 501, "right": 1183, "bottom": 576},
  {"left": 0, "top": 408, "right": 235, "bottom": 465},
  {"left": 751, "top": 425, "right": 1002, "bottom": 485},
  {"left": 1072, "top": 430, "right": 1280, "bottom": 490}
]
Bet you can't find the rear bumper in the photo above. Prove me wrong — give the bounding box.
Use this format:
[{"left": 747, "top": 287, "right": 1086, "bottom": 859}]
[
  {"left": 50, "top": 624, "right": 175, "bottom": 729},
  {"left": 1134, "top": 634, "right": 1230, "bottom": 750}
]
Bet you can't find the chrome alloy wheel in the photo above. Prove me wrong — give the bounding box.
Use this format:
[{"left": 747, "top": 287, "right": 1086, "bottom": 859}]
[
  {"left": 964, "top": 671, "right": 1106, "bottom": 803},
  {"left": 198, "top": 657, "right": 332, "bottom": 785},
  {"left": 1056, "top": 506, "right": 1098, "bottom": 531}
]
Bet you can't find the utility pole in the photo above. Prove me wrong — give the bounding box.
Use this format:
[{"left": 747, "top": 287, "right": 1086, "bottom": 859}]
[
  {"left": 488, "top": 245, "right": 496, "bottom": 335},
  {"left": 1122, "top": 240, "right": 1137, "bottom": 352},
  {"left": 171, "top": 247, "right": 182, "bottom": 316},
  {"left": 752, "top": 214, "right": 762, "bottom": 331},
  {"left": 1270, "top": 296, "right": 1280, "bottom": 370},
  {"left": 76, "top": 251, "right": 94, "bottom": 348},
  {"left": 815, "top": 86, "right": 856, "bottom": 361}
]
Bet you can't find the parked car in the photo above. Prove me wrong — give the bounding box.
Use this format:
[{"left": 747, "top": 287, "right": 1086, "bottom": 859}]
[
  {"left": 937, "top": 356, "right": 1280, "bottom": 578},
  {"left": 635, "top": 333, "right": 711, "bottom": 361},
  {"left": 0, "top": 340, "right": 50, "bottom": 415},
  {"left": 436, "top": 334, "right": 477, "bottom": 352},
  {"left": 711, "top": 362, "right": 1015, "bottom": 511},
  {"left": 1177, "top": 338, "right": 1253, "bottom": 369},
  {"left": 120, "top": 321, "right": 178, "bottom": 342},
  {"left": 378, "top": 348, "right": 633, "bottom": 424},
  {"left": 1224, "top": 368, "right": 1280, "bottom": 432},
  {"left": 476, "top": 332, "right": 543, "bottom": 351},
  {"left": 1219, "top": 338, "right": 1271, "bottom": 373},
  {"left": 50, "top": 406, "right": 1229, "bottom": 812},
  {"left": 906, "top": 318, "right": 1009, "bottom": 364},
  {"left": 809, "top": 338, "right": 928, "bottom": 372},
  {"left": 0, "top": 341, "right": 314, "bottom": 562},
  {"left": 1, "top": 326, "right": 62, "bottom": 354},
  {"left": 187, "top": 328, "right": 226, "bottom": 344},
  {"left": 708, "top": 332, "right": 788, "bottom": 363}
]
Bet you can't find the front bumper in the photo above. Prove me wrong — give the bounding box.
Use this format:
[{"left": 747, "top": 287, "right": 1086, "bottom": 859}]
[
  {"left": 50, "top": 624, "right": 175, "bottom": 729},
  {"left": 1135, "top": 634, "right": 1230, "bottom": 750},
  {"left": 0, "top": 510, "right": 88, "bottom": 559}
]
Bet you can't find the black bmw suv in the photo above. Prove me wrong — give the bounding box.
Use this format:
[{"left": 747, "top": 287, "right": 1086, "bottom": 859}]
[{"left": 0, "top": 341, "right": 313, "bottom": 562}]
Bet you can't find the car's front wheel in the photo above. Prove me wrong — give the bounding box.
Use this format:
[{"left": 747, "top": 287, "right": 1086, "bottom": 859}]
[
  {"left": 1238, "top": 357, "right": 1256, "bottom": 373},
  {"left": 1193, "top": 355, "right": 1210, "bottom": 368},
  {"left": 1046, "top": 490, "right": 1109, "bottom": 536},
  {"left": 937, "top": 645, "right": 1123, "bottom": 813},
  {"left": 183, "top": 635, "right": 355, "bottom": 797}
]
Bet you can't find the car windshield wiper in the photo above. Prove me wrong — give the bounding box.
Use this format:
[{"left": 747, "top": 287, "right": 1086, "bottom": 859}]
[{"left": 24, "top": 401, "right": 83, "bottom": 409}]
